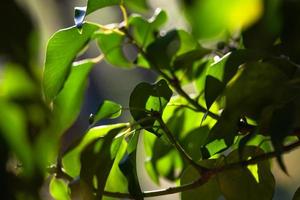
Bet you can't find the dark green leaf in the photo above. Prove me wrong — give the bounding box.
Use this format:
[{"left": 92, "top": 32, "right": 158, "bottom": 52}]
[
  {"left": 89, "top": 100, "right": 122, "bottom": 125},
  {"left": 86, "top": 0, "right": 120, "bottom": 15},
  {"left": 205, "top": 75, "right": 225, "bottom": 109},
  {"left": 173, "top": 48, "right": 211, "bottom": 70},
  {"left": 182, "top": 147, "right": 275, "bottom": 200},
  {"left": 218, "top": 147, "right": 275, "bottom": 200},
  {"left": 181, "top": 159, "right": 221, "bottom": 200},
  {"left": 43, "top": 23, "right": 98, "bottom": 102},
  {"left": 293, "top": 187, "right": 300, "bottom": 200},
  {"left": 146, "top": 30, "right": 199, "bottom": 69},
  {"left": 80, "top": 127, "right": 125, "bottom": 199},
  {"left": 119, "top": 133, "right": 143, "bottom": 200},
  {"left": 129, "top": 79, "right": 172, "bottom": 135},
  {"left": 95, "top": 30, "right": 132, "bottom": 68},
  {"left": 268, "top": 102, "right": 295, "bottom": 173},
  {"left": 204, "top": 50, "right": 261, "bottom": 109},
  {"left": 208, "top": 62, "right": 289, "bottom": 146},
  {"left": 129, "top": 9, "right": 167, "bottom": 48}
]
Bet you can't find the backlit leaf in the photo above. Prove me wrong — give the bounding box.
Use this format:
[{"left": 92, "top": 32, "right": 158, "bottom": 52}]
[{"left": 43, "top": 23, "right": 98, "bottom": 102}]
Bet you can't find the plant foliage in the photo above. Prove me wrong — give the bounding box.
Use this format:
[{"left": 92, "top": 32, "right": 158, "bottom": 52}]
[{"left": 1, "top": 0, "right": 300, "bottom": 199}]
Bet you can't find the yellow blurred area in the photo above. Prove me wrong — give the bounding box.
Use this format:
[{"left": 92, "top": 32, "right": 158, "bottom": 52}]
[
  {"left": 188, "top": 0, "right": 263, "bottom": 40},
  {"left": 227, "top": 0, "right": 263, "bottom": 31}
]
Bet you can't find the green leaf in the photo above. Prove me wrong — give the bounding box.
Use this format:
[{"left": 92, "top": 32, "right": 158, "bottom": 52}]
[
  {"left": 129, "top": 9, "right": 167, "bottom": 49},
  {"left": 0, "top": 101, "right": 34, "bottom": 176},
  {"left": 145, "top": 97, "right": 211, "bottom": 180},
  {"left": 89, "top": 100, "right": 122, "bottom": 125},
  {"left": 182, "top": 126, "right": 210, "bottom": 161},
  {"left": 43, "top": 23, "right": 98, "bottom": 102},
  {"left": 103, "top": 139, "right": 128, "bottom": 200},
  {"left": 127, "top": 131, "right": 140, "bottom": 154},
  {"left": 95, "top": 30, "right": 132, "bottom": 68},
  {"left": 86, "top": 0, "right": 120, "bottom": 15},
  {"left": 0, "top": 64, "right": 37, "bottom": 99},
  {"left": 181, "top": 159, "right": 221, "bottom": 200},
  {"left": 146, "top": 29, "right": 199, "bottom": 69},
  {"left": 80, "top": 126, "right": 125, "bottom": 199},
  {"left": 119, "top": 133, "right": 143, "bottom": 200},
  {"left": 204, "top": 75, "right": 225, "bottom": 109},
  {"left": 53, "top": 60, "right": 94, "bottom": 135},
  {"left": 218, "top": 147, "right": 275, "bottom": 200},
  {"left": 267, "top": 102, "right": 295, "bottom": 173},
  {"left": 129, "top": 79, "right": 173, "bottom": 135},
  {"left": 293, "top": 187, "right": 300, "bottom": 200},
  {"left": 181, "top": 147, "right": 275, "bottom": 200},
  {"left": 50, "top": 177, "right": 71, "bottom": 200},
  {"left": 62, "top": 123, "right": 127, "bottom": 177},
  {"left": 125, "top": 0, "right": 149, "bottom": 13},
  {"left": 208, "top": 62, "right": 289, "bottom": 146},
  {"left": 173, "top": 48, "right": 211, "bottom": 70},
  {"left": 74, "top": 0, "right": 150, "bottom": 28},
  {"left": 143, "top": 130, "right": 159, "bottom": 184},
  {"left": 204, "top": 50, "right": 261, "bottom": 109}
]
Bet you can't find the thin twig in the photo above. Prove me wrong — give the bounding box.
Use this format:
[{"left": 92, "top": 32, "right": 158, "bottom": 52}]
[{"left": 155, "top": 115, "right": 208, "bottom": 173}]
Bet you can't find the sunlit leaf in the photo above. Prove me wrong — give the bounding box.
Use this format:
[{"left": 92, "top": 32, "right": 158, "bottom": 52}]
[
  {"left": 62, "top": 123, "right": 127, "bottom": 177},
  {"left": 53, "top": 60, "right": 94, "bottom": 135},
  {"left": 103, "top": 140, "right": 128, "bottom": 200},
  {"left": 89, "top": 100, "right": 122, "bottom": 125},
  {"left": 50, "top": 177, "right": 71, "bottom": 200},
  {"left": 95, "top": 30, "right": 132, "bottom": 68},
  {"left": 43, "top": 23, "right": 98, "bottom": 102}
]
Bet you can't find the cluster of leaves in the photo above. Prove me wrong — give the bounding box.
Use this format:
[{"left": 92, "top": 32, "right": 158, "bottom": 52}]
[{"left": 2, "top": 0, "right": 300, "bottom": 199}]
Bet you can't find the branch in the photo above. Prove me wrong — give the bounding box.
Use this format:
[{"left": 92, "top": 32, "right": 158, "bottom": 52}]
[
  {"left": 100, "top": 139, "right": 300, "bottom": 199},
  {"left": 155, "top": 115, "right": 208, "bottom": 173}
]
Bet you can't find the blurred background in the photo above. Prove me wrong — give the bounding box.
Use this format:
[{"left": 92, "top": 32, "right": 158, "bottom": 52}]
[{"left": 1, "top": 0, "right": 300, "bottom": 199}]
